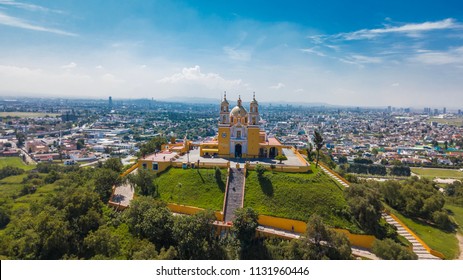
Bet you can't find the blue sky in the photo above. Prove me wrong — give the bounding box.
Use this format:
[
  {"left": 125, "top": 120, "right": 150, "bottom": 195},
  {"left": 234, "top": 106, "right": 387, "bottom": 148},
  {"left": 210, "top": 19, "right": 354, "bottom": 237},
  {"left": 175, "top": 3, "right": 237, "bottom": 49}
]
[{"left": 0, "top": 0, "right": 463, "bottom": 107}]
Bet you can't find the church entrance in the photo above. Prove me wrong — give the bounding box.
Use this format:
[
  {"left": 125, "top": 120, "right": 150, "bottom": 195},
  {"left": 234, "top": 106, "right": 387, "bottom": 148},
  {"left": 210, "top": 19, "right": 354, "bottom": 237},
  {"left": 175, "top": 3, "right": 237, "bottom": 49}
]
[
  {"left": 235, "top": 144, "right": 242, "bottom": 158},
  {"left": 269, "top": 147, "right": 276, "bottom": 158}
]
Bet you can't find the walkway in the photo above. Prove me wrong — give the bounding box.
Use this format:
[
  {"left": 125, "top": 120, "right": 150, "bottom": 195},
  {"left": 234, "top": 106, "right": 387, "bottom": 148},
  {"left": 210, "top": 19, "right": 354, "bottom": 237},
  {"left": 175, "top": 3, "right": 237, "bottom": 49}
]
[
  {"left": 223, "top": 167, "right": 245, "bottom": 222},
  {"left": 256, "top": 225, "right": 379, "bottom": 260},
  {"left": 317, "top": 163, "right": 350, "bottom": 188},
  {"left": 109, "top": 168, "right": 136, "bottom": 208},
  {"left": 382, "top": 213, "right": 440, "bottom": 260}
]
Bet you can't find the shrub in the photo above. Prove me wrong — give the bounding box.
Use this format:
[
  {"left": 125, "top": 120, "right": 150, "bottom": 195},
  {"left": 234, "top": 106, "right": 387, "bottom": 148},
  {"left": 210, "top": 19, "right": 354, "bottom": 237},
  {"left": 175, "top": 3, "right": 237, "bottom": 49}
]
[
  {"left": 372, "top": 239, "right": 417, "bottom": 260},
  {"left": 255, "top": 164, "right": 266, "bottom": 177}
]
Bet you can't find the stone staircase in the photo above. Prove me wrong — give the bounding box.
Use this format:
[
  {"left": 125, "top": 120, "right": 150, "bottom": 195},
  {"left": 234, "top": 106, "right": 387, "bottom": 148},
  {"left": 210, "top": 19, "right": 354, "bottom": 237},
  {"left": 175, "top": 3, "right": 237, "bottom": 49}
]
[
  {"left": 223, "top": 168, "right": 245, "bottom": 222},
  {"left": 382, "top": 213, "right": 440, "bottom": 260},
  {"left": 317, "top": 163, "right": 350, "bottom": 188}
]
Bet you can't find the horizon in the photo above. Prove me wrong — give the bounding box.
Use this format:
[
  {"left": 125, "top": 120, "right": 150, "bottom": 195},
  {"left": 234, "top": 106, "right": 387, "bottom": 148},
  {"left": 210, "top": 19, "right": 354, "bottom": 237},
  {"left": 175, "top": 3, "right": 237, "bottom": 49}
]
[{"left": 1, "top": 1, "right": 463, "bottom": 107}]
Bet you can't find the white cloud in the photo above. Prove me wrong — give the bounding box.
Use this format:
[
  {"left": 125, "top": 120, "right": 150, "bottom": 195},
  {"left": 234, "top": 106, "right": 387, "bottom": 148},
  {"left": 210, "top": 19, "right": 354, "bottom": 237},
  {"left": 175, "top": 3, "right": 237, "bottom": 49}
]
[
  {"left": 0, "top": 11, "right": 76, "bottom": 36},
  {"left": 158, "top": 65, "right": 243, "bottom": 89},
  {"left": 391, "top": 83, "right": 400, "bottom": 87},
  {"left": 0, "top": 0, "right": 63, "bottom": 13},
  {"left": 223, "top": 46, "right": 251, "bottom": 61},
  {"left": 269, "top": 82, "right": 285, "bottom": 90},
  {"left": 300, "top": 47, "right": 326, "bottom": 57},
  {"left": 411, "top": 46, "right": 463, "bottom": 65},
  {"left": 95, "top": 65, "right": 104, "bottom": 70},
  {"left": 61, "top": 62, "right": 77, "bottom": 69},
  {"left": 295, "top": 88, "right": 304, "bottom": 93},
  {"left": 310, "top": 18, "right": 459, "bottom": 44},
  {"left": 338, "top": 18, "right": 458, "bottom": 40}
]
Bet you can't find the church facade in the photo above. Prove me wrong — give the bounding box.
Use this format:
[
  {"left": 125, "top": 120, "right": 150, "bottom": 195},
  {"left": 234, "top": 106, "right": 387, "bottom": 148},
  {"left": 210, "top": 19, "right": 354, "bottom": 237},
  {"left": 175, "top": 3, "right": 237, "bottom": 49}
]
[{"left": 200, "top": 94, "right": 283, "bottom": 159}]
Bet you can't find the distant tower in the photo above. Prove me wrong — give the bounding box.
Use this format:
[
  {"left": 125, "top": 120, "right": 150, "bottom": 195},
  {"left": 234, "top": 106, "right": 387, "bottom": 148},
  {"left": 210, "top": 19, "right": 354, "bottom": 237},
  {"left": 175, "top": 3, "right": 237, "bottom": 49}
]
[
  {"left": 108, "top": 96, "right": 113, "bottom": 110},
  {"left": 249, "top": 92, "right": 259, "bottom": 125},
  {"left": 220, "top": 92, "right": 230, "bottom": 124},
  {"left": 443, "top": 107, "right": 447, "bottom": 114}
]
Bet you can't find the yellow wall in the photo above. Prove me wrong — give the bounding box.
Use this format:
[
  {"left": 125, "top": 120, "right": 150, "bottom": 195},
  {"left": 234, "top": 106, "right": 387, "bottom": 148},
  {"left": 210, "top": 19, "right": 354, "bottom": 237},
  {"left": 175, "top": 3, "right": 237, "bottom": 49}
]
[
  {"left": 247, "top": 127, "right": 261, "bottom": 157},
  {"left": 120, "top": 162, "right": 139, "bottom": 177},
  {"left": 167, "top": 203, "right": 224, "bottom": 221},
  {"left": 247, "top": 163, "right": 310, "bottom": 173},
  {"left": 218, "top": 127, "right": 230, "bottom": 156},
  {"left": 258, "top": 214, "right": 376, "bottom": 249},
  {"left": 258, "top": 215, "right": 307, "bottom": 233},
  {"left": 138, "top": 159, "right": 171, "bottom": 174}
]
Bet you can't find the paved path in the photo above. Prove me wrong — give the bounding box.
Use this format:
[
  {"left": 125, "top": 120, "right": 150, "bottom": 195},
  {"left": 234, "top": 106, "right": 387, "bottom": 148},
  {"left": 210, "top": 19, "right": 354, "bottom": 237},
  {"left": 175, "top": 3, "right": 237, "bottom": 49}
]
[
  {"left": 457, "top": 234, "right": 463, "bottom": 260},
  {"left": 109, "top": 168, "right": 136, "bottom": 208},
  {"left": 256, "top": 225, "right": 379, "bottom": 260},
  {"left": 317, "top": 163, "right": 350, "bottom": 188},
  {"left": 223, "top": 168, "right": 245, "bottom": 222},
  {"left": 382, "top": 213, "right": 440, "bottom": 260}
]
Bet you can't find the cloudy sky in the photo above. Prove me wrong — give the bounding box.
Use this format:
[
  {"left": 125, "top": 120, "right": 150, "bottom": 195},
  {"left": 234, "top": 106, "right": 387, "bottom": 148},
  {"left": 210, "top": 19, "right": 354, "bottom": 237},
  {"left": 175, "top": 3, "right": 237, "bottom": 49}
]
[{"left": 0, "top": 0, "right": 462, "bottom": 107}]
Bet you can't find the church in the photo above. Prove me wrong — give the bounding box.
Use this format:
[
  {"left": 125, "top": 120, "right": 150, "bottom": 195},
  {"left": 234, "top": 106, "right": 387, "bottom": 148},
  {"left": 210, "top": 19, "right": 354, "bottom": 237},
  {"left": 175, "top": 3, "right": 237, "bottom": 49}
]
[{"left": 200, "top": 93, "right": 283, "bottom": 159}]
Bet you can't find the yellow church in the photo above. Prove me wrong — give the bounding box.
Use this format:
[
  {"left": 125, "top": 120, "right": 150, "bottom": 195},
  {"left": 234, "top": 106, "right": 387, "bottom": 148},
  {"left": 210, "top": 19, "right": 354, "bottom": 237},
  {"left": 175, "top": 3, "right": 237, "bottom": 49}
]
[{"left": 200, "top": 93, "right": 283, "bottom": 159}]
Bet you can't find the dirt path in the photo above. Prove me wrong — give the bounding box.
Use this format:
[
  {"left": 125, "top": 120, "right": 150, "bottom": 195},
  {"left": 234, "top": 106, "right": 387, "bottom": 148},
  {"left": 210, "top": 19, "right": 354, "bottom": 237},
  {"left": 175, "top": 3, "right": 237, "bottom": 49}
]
[{"left": 457, "top": 234, "right": 463, "bottom": 260}]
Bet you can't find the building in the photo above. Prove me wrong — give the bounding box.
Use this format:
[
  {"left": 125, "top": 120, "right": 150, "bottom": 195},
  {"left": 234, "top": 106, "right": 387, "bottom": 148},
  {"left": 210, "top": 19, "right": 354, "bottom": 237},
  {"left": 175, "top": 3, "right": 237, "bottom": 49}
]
[{"left": 199, "top": 94, "right": 283, "bottom": 158}]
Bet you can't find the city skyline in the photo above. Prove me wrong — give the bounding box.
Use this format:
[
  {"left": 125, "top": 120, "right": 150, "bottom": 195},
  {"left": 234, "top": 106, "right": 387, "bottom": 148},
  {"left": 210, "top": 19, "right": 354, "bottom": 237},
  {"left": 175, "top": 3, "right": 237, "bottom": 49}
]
[{"left": 1, "top": 0, "right": 463, "bottom": 107}]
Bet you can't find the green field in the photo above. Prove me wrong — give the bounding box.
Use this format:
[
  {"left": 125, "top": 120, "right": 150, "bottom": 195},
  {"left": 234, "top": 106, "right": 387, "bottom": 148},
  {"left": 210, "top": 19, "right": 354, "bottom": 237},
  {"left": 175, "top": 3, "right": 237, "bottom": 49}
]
[
  {"left": 388, "top": 207, "right": 459, "bottom": 259},
  {"left": 244, "top": 166, "right": 361, "bottom": 232},
  {"left": 0, "top": 174, "right": 60, "bottom": 211},
  {"left": 0, "top": 157, "right": 36, "bottom": 171},
  {"left": 446, "top": 204, "right": 463, "bottom": 235},
  {"left": 429, "top": 117, "right": 463, "bottom": 126},
  {"left": 155, "top": 167, "right": 227, "bottom": 211},
  {"left": 0, "top": 112, "right": 59, "bottom": 118},
  {"left": 411, "top": 167, "right": 463, "bottom": 179}
]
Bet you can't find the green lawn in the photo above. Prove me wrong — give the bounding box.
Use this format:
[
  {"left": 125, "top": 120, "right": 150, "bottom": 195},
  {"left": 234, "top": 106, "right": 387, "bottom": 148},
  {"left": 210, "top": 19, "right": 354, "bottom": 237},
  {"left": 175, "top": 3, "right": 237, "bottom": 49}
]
[
  {"left": 0, "top": 112, "right": 59, "bottom": 118},
  {"left": 411, "top": 167, "right": 463, "bottom": 179},
  {"left": 244, "top": 166, "right": 361, "bottom": 233},
  {"left": 445, "top": 204, "right": 463, "bottom": 234},
  {"left": 0, "top": 173, "right": 60, "bottom": 211},
  {"left": 155, "top": 167, "right": 226, "bottom": 211},
  {"left": 0, "top": 157, "right": 36, "bottom": 171},
  {"left": 388, "top": 208, "right": 459, "bottom": 259},
  {"left": 429, "top": 117, "right": 463, "bottom": 126}
]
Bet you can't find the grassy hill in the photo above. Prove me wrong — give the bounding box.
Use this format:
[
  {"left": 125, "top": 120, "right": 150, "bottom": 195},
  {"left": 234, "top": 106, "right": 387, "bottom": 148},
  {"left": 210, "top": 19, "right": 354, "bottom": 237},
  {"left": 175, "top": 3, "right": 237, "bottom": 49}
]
[
  {"left": 411, "top": 167, "right": 463, "bottom": 179},
  {"left": 244, "top": 166, "right": 361, "bottom": 233},
  {"left": 387, "top": 207, "right": 458, "bottom": 259},
  {"left": 0, "top": 157, "right": 36, "bottom": 171},
  {"left": 155, "top": 167, "right": 226, "bottom": 211},
  {"left": 0, "top": 174, "right": 60, "bottom": 211}
]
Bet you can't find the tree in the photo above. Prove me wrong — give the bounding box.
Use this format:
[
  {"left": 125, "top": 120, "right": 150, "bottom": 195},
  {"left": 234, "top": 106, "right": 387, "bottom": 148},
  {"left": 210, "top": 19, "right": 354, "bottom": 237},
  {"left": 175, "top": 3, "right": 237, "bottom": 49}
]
[
  {"left": 16, "top": 132, "right": 26, "bottom": 147},
  {"left": 255, "top": 164, "right": 266, "bottom": 177},
  {"left": 232, "top": 207, "right": 259, "bottom": 258},
  {"left": 76, "top": 139, "right": 85, "bottom": 150},
  {"left": 139, "top": 136, "right": 168, "bottom": 157},
  {"left": 93, "top": 168, "right": 121, "bottom": 202},
  {"left": 288, "top": 214, "right": 351, "bottom": 260},
  {"left": 344, "top": 185, "right": 384, "bottom": 237},
  {"left": 372, "top": 239, "right": 417, "bottom": 260},
  {"left": 313, "top": 130, "right": 324, "bottom": 168},
  {"left": 173, "top": 210, "right": 223, "bottom": 259},
  {"left": 275, "top": 154, "right": 288, "bottom": 164},
  {"left": 103, "top": 157, "right": 123, "bottom": 173},
  {"left": 128, "top": 168, "right": 157, "bottom": 196},
  {"left": 124, "top": 197, "right": 174, "bottom": 248},
  {"left": 306, "top": 143, "right": 314, "bottom": 161},
  {"left": 0, "top": 207, "right": 10, "bottom": 229},
  {"left": 84, "top": 225, "right": 121, "bottom": 259}
]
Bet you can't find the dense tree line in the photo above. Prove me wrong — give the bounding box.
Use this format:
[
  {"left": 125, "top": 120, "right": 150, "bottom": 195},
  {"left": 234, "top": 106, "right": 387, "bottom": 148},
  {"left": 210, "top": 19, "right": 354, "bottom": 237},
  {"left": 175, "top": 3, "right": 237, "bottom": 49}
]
[
  {"left": 378, "top": 178, "right": 452, "bottom": 230},
  {"left": 347, "top": 163, "right": 387, "bottom": 176},
  {"left": 445, "top": 181, "right": 463, "bottom": 206}
]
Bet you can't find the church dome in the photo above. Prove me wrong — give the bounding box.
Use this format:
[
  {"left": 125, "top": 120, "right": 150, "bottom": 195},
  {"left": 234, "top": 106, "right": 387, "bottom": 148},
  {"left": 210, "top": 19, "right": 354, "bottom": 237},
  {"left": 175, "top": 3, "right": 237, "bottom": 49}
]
[
  {"left": 230, "top": 105, "right": 248, "bottom": 117},
  {"left": 229, "top": 95, "right": 248, "bottom": 118},
  {"left": 250, "top": 92, "right": 258, "bottom": 105}
]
